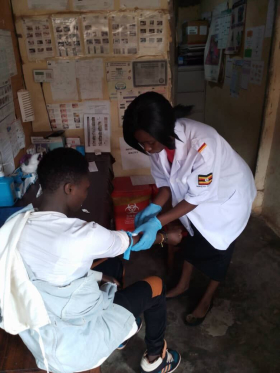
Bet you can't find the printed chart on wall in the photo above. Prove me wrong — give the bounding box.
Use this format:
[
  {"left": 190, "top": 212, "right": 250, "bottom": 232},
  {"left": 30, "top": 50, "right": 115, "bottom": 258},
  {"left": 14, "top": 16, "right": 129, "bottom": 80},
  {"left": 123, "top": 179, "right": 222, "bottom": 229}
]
[
  {"left": 47, "top": 60, "right": 78, "bottom": 101},
  {"left": 52, "top": 17, "right": 82, "bottom": 57},
  {"left": 23, "top": 18, "right": 55, "bottom": 61},
  {"left": 0, "top": 30, "right": 17, "bottom": 77},
  {"left": 138, "top": 13, "right": 165, "bottom": 55},
  {"left": 84, "top": 101, "right": 111, "bottom": 153},
  {"left": 82, "top": 15, "right": 110, "bottom": 55},
  {"left": 244, "top": 26, "right": 265, "bottom": 60},
  {"left": 226, "top": 0, "right": 247, "bottom": 54},
  {"left": 112, "top": 14, "right": 137, "bottom": 55},
  {"left": 106, "top": 61, "right": 133, "bottom": 99},
  {"left": 133, "top": 60, "right": 167, "bottom": 87},
  {"left": 204, "top": 15, "right": 222, "bottom": 82},
  {"left": 120, "top": 0, "right": 160, "bottom": 9},
  {"left": 74, "top": 0, "right": 114, "bottom": 10},
  {"left": 47, "top": 103, "right": 84, "bottom": 130},
  {"left": 119, "top": 137, "right": 151, "bottom": 170},
  {"left": 117, "top": 86, "right": 167, "bottom": 126},
  {"left": 76, "top": 59, "right": 103, "bottom": 99},
  {"left": 27, "top": 0, "right": 69, "bottom": 10}
]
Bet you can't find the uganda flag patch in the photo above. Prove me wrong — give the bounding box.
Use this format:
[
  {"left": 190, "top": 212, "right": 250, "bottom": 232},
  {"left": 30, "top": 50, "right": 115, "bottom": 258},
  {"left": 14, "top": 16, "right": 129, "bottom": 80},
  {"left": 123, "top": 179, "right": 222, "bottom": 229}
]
[{"left": 198, "top": 173, "right": 213, "bottom": 186}]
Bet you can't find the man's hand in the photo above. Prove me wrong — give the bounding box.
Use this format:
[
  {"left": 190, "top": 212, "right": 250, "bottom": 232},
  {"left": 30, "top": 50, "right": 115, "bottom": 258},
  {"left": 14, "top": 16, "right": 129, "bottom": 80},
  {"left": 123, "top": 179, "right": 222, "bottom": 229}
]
[
  {"left": 167, "top": 228, "right": 183, "bottom": 246},
  {"left": 101, "top": 274, "right": 121, "bottom": 288}
]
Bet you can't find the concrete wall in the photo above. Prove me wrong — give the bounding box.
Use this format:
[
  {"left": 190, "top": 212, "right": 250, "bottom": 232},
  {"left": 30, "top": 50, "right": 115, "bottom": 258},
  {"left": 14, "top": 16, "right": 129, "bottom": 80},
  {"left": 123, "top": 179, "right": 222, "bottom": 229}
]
[
  {"left": 262, "top": 100, "right": 280, "bottom": 235},
  {"left": 200, "top": 0, "right": 273, "bottom": 171}
]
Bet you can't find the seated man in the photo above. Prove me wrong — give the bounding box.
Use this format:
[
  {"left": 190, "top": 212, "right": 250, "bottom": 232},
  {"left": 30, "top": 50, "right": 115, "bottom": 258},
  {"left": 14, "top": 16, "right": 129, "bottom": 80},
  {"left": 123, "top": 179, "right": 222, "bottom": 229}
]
[{"left": 17, "top": 148, "right": 182, "bottom": 373}]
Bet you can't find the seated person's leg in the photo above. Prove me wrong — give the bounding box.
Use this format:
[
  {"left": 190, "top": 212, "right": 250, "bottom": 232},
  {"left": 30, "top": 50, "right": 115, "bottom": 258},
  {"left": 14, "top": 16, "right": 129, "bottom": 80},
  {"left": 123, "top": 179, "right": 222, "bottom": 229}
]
[
  {"left": 114, "top": 277, "right": 180, "bottom": 373},
  {"left": 93, "top": 257, "right": 124, "bottom": 285}
]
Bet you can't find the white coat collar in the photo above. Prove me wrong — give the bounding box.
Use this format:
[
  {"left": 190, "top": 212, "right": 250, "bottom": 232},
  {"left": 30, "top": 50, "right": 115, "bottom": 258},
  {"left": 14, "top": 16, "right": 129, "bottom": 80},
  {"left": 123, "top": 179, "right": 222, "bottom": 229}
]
[{"left": 156, "top": 121, "right": 187, "bottom": 177}]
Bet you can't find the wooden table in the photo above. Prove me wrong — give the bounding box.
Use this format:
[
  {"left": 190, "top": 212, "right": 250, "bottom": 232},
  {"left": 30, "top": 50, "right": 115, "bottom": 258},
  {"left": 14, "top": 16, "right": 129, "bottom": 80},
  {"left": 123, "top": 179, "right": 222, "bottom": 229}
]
[{"left": 0, "top": 153, "right": 114, "bottom": 373}]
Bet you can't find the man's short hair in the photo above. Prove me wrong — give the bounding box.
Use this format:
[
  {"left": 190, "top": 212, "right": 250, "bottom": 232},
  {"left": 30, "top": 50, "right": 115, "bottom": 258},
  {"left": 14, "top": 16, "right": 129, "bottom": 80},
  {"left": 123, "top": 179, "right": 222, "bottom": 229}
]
[{"left": 37, "top": 148, "right": 89, "bottom": 193}]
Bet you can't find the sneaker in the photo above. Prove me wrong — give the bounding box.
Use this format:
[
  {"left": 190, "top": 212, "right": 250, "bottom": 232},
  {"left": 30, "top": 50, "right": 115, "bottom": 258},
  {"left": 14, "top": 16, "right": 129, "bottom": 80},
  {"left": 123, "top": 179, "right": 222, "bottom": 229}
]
[
  {"left": 140, "top": 340, "right": 181, "bottom": 373},
  {"left": 117, "top": 316, "right": 143, "bottom": 350}
]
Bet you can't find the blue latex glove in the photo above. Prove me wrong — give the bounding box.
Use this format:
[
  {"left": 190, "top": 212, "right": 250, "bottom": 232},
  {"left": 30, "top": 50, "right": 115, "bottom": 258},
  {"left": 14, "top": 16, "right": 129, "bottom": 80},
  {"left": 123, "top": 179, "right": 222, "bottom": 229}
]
[
  {"left": 123, "top": 231, "right": 133, "bottom": 261},
  {"left": 131, "top": 217, "right": 162, "bottom": 252},
  {"left": 134, "top": 203, "right": 162, "bottom": 228}
]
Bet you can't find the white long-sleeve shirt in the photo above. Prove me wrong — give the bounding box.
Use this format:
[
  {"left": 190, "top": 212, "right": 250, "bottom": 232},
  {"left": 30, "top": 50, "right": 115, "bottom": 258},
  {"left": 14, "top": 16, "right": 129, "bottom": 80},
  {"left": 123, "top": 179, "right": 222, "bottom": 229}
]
[{"left": 17, "top": 211, "right": 130, "bottom": 286}]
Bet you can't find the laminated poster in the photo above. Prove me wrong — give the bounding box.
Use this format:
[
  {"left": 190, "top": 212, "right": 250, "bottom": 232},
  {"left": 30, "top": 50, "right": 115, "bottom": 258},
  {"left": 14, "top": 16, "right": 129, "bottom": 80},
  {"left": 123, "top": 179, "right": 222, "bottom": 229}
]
[
  {"left": 204, "top": 15, "right": 222, "bottom": 82},
  {"left": 27, "top": 0, "right": 69, "bottom": 10},
  {"left": 0, "top": 30, "right": 17, "bottom": 77},
  {"left": 139, "top": 13, "right": 165, "bottom": 55},
  {"left": 112, "top": 14, "right": 138, "bottom": 55},
  {"left": 74, "top": 0, "right": 114, "bottom": 10},
  {"left": 47, "top": 60, "right": 78, "bottom": 101},
  {"left": 82, "top": 15, "right": 110, "bottom": 55},
  {"left": 120, "top": 0, "right": 160, "bottom": 9},
  {"left": 76, "top": 59, "right": 104, "bottom": 100},
  {"left": 47, "top": 103, "right": 84, "bottom": 130},
  {"left": 52, "top": 17, "right": 82, "bottom": 57},
  {"left": 226, "top": 0, "right": 247, "bottom": 55},
  {"left": 23, "top": 18, "right": 55, "bottom": 61},
  {"left": 106, "top": 61, "right": 133, "bottom": 99},
  {"left": 84, "top": 114, "right": 111, "bottom": 153}
]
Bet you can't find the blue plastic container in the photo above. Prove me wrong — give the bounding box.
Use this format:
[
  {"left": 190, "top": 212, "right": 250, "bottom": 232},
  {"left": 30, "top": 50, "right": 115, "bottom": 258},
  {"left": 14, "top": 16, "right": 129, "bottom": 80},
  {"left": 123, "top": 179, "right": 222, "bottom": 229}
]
[{"left": 0, "top": 173, "right": 17, "bottom": 207}]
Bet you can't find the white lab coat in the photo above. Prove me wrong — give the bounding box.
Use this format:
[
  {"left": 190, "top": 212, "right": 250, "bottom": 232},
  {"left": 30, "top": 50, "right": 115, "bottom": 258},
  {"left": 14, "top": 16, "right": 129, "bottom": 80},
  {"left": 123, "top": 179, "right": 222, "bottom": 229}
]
[{"left": 150, "top": 119, "right": 257, "bottom": 250}]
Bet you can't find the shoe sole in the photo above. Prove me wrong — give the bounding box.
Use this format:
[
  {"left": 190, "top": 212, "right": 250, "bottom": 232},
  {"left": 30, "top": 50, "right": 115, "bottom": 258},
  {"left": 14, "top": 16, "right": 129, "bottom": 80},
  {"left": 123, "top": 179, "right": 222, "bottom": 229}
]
[
  {"left": 117, "top": 320, "right": 143, "bottom": 350},
  {"left": 141, "top": 353, "right": 181, "bottom": 373},
  {"left": 168, "top": 353, "right": 181, "bottom": 373}
]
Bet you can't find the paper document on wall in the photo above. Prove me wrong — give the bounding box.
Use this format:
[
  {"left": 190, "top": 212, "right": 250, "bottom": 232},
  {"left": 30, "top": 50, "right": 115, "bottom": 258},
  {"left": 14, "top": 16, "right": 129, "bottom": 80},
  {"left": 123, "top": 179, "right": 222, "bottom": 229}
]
[
  {"left": 133, "top": 60, "right": 167, "bottom": 87},
  {"left": 138, "top": 13, "right": 165, "bottom": 55},
  {"left": 230, "top": 60, "right": 243, "bottom": 98},
  {"left": 120, "top": 137, "right": 150, "bottom": 170},
  {"left": 130, "top": 175, "right": 155, "bottom": 186},
  {"left": 106, "top": 61, "right": 133, "bottom": 99},
  {"left": 0, "top": 46, "right": 10, "bottom": 85},
  {"left": 84, "top": 114, "right": 111, "bottom": 153},
  {"left": 6, "top": 118, "right": 21, "bottom": 158},
  {"left": 120, "top": 0, "right": 160, "bottom": 9},
  {"left": 216, "top": 10, "right": 232, "bottom": 49},
  {"left": 204, "top": 16, "right": 222, "bottom": 82},
  {"left": 249, "top": 61, "right": 264, "bottom": 85},
  {"left": 74, "top": 0, "right": 114, "bottom": 11},
  {"left": 117, "top": 86, "right": 167, "bottom": 126},
  {"left": 265, "top": 0, "right": 275, "bottom": 38},
  {"left": 14, "top": 119, "right": 25, "bottom": 150},
  {"left": 111, "top": 14, "right": 138, "bottom": 55},
  {"left": 76, "top": 59, "right": 103, "bottom": 99},
  {"left": 23, "top": 18, "right": 55, "bottom": 61},
  {"left": 226, "top": 0, "right": 247, "bottom": 54},
  {"left": 84, "top": 100, "right": 110, "bottom": 114},
  {"left": 28, "top": 0, "right": 69, "bottom": 10},
  {"left": 244, "top": 26, "right": 265, "bottom": 60},
  {"left": 82, "top": 15, "right": 110, "bottom": 55},
  {"left": 52, "top": 17, "right": 82, "bottom": 57},
  {"left": 0, "top": 30, "right": 17, "bottom": 77},
  {"left": 47, "top": 102, "right": 84, "bottom": 130},
  {"left": 240, "top": 61, "right": 251, "bottom": 90},
  {"left": 48, "top": 60, "right": 78, "bottom": 101},
  {"left": 0, "top": 115, "right": 15, "bottom": 175},
  {"left": 0, "top": 80, "right": 13, "bottom": 112},
  {"left": 224, "top": 56, "right": 233, "bottom": 86},
  {"left": 212, "top": 2, "right": 228, "bottom": 17}
]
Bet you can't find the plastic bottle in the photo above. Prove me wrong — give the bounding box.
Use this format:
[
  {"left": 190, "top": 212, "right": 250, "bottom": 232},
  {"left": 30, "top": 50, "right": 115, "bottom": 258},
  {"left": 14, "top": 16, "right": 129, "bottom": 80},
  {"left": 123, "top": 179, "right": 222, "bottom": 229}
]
[{"left": 0, "top": 165, "right": 17, "bottom": 207}]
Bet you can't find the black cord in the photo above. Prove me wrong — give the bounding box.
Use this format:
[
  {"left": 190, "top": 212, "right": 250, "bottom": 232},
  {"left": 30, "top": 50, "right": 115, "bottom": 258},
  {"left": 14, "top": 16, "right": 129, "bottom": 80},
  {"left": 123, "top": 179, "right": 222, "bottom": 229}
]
[{"left": 40, "top": 82, "right": 53, "bottom": 132}]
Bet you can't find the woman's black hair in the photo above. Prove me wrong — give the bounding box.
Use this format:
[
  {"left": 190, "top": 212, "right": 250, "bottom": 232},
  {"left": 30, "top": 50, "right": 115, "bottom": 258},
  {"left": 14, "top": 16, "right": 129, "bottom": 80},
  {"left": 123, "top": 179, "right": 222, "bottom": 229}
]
[
  {"left": 123, "top": 91, "right": 192, "bottom": 154},
  {"left": 37, "top": 147, "right": 89, "bottom": 193}
]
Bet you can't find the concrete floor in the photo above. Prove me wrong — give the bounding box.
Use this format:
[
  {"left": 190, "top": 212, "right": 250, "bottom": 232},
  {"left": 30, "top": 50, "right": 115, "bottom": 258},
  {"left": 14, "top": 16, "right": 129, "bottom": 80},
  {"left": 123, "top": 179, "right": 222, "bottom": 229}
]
[{"left": 103, "top": 216, "right": 280, "bottom": 373}]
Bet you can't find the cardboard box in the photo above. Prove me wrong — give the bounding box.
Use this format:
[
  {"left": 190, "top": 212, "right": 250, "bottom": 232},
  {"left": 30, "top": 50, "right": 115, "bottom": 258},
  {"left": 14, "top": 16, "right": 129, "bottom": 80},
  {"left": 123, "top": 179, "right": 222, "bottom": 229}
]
[{"left": 182, "top": 20, "right": 209, "bottom": 45}]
